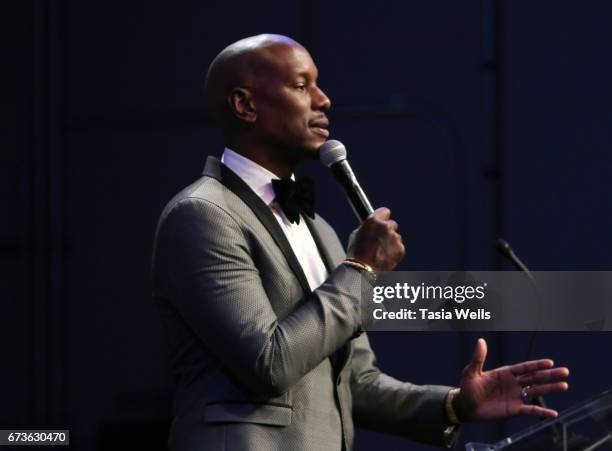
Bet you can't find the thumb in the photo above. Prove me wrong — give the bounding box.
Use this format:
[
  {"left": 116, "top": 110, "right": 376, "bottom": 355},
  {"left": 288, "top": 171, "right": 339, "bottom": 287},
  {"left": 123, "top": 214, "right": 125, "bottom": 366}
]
[{"left": 467, "top": 338, "right": 487, "bottom": 375}]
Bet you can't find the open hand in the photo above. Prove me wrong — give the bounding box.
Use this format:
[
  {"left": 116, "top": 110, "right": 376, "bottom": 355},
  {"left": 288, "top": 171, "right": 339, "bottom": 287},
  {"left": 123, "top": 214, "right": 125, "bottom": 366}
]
[{"left": 453, "top": 338, "right": 570, "bottom": 422}]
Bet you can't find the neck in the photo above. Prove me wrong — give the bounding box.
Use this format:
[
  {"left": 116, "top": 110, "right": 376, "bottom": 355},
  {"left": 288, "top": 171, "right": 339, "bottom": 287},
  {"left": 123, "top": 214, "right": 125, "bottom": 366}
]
[{"left": 227, "top": 141, "right": 295, "bottom": 179}]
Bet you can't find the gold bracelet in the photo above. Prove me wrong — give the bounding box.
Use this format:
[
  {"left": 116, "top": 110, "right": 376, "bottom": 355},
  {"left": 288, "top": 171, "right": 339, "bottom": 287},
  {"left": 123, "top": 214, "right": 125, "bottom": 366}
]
[
  {"left": 343, "top": 259, "right": 377, "bottom": 283},
  {"left": 445, "top": 388, "right": 461, "bottom": 425},
  {"left": 343, "top": 258, "right": 374, "bottom": 273}
]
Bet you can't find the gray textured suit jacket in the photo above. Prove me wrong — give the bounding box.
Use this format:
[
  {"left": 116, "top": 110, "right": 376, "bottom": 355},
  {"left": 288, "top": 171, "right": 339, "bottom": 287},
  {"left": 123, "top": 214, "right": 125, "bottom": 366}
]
[{"left": 152, "top": 156, "right": 454, "bottom": 450}]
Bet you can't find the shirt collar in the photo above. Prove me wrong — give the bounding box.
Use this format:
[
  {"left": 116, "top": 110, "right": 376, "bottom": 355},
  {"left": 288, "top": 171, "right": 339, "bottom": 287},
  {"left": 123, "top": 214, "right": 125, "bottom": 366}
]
[{"left": 221, "top": 147, "right": 294, "bottom": 206}]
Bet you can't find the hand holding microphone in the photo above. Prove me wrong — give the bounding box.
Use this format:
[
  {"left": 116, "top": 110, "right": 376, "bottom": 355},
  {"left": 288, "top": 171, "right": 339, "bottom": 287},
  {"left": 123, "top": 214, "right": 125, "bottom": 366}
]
[
  {"left": 347, "top": 207, "right": 405, "bottom": 272},
  {"left": 320, "top": 140, "right": 405, "bottom": 272}
]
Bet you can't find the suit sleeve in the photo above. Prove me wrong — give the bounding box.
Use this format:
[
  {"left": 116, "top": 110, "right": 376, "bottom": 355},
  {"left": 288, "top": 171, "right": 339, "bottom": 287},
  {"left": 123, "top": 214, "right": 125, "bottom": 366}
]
[
  {"left": 155, "top": 197, "right": 375, "bottom": 397},
  {"left": 350, "top": 333, "right": 460, "bottom": 447}
]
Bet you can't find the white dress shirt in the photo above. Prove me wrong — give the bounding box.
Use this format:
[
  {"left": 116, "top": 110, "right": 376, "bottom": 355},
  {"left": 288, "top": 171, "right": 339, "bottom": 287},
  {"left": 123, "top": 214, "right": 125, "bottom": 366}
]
[{"left": 221, "top": 148, "right": 329, "bottom": 291}]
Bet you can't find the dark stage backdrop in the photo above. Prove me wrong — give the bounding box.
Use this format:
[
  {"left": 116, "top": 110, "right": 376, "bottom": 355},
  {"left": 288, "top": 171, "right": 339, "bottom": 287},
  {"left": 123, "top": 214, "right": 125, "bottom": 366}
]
[{"left": 2, "top": 1, "right": 612, "bottom": 450}]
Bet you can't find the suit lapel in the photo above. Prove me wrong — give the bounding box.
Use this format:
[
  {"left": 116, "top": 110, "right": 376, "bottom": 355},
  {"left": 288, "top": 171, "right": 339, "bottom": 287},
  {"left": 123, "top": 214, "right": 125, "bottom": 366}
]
[
  {"left": 303, "top": 216, "right": 335, "bottom": 274},
  {"left": 202, "top": 156, "right": 312, "bottom": 295},
  {"left": 204, "top": 156, "right": 351, "bottom": 375},
  {"left": 304, "top": 216, "right": 352, "bottom": 375}
]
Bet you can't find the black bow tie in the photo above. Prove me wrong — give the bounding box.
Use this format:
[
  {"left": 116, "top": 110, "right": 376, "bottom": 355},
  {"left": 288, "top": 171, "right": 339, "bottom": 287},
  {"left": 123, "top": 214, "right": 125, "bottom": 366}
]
[{"left": 271, "top": 176, "right": 315, "bottom": 224}]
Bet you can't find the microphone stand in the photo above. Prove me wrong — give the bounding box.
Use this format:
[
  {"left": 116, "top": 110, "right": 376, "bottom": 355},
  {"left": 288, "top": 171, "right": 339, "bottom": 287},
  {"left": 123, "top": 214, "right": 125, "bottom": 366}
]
[{"left": 496, "top": 239, "right": 563, "bottom": 445}]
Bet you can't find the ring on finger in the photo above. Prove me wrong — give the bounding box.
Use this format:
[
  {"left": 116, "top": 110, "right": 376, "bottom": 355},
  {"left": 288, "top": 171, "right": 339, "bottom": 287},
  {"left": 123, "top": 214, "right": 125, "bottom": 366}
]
[{"left": 520, "top": 386, "right": 532, "bottom": 403}]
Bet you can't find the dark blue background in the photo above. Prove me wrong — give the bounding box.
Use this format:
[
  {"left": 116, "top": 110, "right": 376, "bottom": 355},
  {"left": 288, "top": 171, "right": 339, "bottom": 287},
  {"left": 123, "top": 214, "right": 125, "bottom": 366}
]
[{"left": 2, "top": 1, "right": 611, "bottom": 449}]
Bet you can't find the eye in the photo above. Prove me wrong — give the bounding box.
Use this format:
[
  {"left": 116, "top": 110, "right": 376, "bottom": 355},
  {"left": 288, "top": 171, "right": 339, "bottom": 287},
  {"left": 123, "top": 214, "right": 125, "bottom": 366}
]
[{"left": 295, "top": 84, "right": 307, "bottom": 92}]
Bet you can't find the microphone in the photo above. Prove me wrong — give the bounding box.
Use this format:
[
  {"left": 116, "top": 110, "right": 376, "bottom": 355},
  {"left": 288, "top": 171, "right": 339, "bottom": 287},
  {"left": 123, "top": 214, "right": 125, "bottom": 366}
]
[
  {"left": 496, "top": 238, "right": 537, "bottom": 286},
  {"left": 496, "top": 238, "right": 540, "bottom": 350},
  {"left": 319, "top": 140, "right": 374, "bottom": 222}
]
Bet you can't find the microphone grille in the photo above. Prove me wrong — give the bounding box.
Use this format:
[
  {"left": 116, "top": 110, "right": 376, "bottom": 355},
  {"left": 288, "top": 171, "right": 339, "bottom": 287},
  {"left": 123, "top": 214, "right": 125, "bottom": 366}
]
[
  {"left": 496, "top": 238, "right": 512, "bottom": 256},
  {"left": 319, "top": 140, "right": 347, "bottom": 167}
]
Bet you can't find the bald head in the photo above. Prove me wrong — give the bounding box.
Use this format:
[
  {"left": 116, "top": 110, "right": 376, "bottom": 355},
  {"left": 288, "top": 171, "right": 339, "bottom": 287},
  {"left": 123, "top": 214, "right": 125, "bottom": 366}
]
[
  {"left": 203, "top": 34, "right": 331, "bottom": 177},
  {"left": 205, "top": 34, "right": 306, "bottom": 129}
]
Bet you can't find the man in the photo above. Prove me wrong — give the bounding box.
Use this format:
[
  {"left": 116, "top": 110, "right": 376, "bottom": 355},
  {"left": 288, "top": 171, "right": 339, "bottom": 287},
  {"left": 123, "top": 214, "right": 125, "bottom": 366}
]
[{"left": 152, "top": 34, "right": 569, "bottom": 450}]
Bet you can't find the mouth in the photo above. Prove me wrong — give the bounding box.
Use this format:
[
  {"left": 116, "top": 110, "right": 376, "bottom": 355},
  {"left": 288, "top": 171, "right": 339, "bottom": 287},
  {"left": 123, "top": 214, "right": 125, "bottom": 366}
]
[{"left": 309, "top": 118, "right": 330, "bottom": 138}]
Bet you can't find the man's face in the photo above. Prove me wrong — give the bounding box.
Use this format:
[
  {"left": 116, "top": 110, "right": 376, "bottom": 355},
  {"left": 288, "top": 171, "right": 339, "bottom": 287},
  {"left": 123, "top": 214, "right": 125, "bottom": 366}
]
[{"left": 251, "top": 44, "right": 331, "bottom": 163}]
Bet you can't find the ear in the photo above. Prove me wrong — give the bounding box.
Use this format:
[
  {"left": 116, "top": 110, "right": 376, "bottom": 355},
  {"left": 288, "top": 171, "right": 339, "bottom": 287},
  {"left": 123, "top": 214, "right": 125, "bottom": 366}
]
[{"left": 228, "top": 88, "right": 256, "bottom": 123}]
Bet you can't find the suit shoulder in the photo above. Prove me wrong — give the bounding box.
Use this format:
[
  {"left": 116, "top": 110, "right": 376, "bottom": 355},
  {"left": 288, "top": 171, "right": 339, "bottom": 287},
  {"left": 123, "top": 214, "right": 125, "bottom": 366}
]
[
  {"left": 165, "top": 175, "right": 225, "bottom": 206},
  {"left": 157, "top": 175, "right": 237, "bottom": 226}
]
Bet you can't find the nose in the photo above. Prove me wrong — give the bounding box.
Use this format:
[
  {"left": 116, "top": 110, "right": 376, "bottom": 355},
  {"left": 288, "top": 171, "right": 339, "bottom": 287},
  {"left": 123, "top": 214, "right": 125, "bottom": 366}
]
[{"left": 313, "top": 86, "right": 331, "bottom": 111}]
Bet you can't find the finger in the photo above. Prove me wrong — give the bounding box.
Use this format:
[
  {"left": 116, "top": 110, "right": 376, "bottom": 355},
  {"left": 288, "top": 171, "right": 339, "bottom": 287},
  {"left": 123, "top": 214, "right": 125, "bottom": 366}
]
[
  {"left": 386, "top": 220, "right": 398, "bottom": 232},
  {"left": 385, "top": 236, "right": 405, "bottom": 260},
  {"left": 510, "top": 359, "right": 554, "bottom": 376},
  {"left": 394, "top": 242, "right": 406, "bottom": 260},
  {"left": 373, "top": 207, "right": 391, "bottom": 220},
  {"left": 466, "top": 338, "right": 487, "bottom": 375},
  {"left": 518, "top": 367, "right": 570, "bottom": 386},
  {"left": 518, "top": 404, "right": 559, "bottom": 418},
  {"left": 528, "top": 382, "right": 569, "bottom": 398}
]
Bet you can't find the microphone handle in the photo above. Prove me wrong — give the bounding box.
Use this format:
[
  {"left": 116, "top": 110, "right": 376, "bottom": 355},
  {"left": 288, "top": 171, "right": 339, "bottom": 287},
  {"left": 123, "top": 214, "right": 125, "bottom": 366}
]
[
  {"left": 331, "top": 160, "right": 374, "bottom": 222},
  {"left": 506, "top": 250, "right": 538, "bottom": 287}
]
